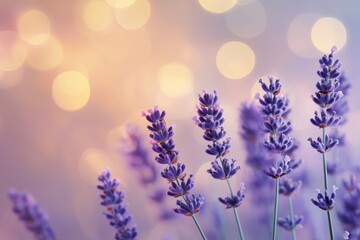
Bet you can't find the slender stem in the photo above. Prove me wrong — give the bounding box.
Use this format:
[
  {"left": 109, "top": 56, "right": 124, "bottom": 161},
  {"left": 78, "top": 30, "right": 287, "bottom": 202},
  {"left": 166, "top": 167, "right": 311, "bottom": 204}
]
[
  {"left": 322, "top": 128, "right": 328, "bottom": 190},
  {"left": 174, "top": 177, "right": 208, "bottom": 240},
  {"left": 288, "top": 197, "right": 296, "bottom": 240},
  {"left": 272, "top": 177, "right": 280, "bottom": 240},
  {"left": 327, "top": 211, "right": 334, "bottom": 240},
  {"left": 321, "top": 128, "right": 334, "bottom": 240},
  {"left": 191, "top": 215, "right": 207, "bottom": 240},
  {"left": 226, "top": 178, "right": 245, "bottom": 240}
]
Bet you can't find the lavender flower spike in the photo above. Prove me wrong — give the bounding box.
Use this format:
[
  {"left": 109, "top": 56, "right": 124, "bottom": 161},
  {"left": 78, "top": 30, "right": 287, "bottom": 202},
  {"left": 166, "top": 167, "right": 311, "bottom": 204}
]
[
  {"left": 97, "top": 169, "right": 137, "bottom": 240},
  {"left": 308, "top": 135, "right": 339, "bottom": 153},
  {"left": 311, "top": 186, "right": 338, "bottom": 211},
  {"left": 143, "top": 106, "right": 207, "bottom": 240},
  {"left": 263, "top": 155, "right": 294, "bottom": 179},
  {"left": 8, "top": 189, "right": 56, "bottom": 240}
]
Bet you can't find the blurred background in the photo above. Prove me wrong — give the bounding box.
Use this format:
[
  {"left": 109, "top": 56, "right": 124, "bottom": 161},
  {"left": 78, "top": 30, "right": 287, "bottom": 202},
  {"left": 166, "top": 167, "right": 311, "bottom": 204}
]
[{"left": 0, "top": 0, "right": 359, "bottom": 239}]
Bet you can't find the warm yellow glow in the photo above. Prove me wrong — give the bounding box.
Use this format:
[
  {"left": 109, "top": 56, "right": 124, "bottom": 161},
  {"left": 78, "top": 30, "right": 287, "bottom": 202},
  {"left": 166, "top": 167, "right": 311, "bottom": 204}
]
[
  {"left": 78, "top": 148, "right": 118, "bottom": 185},
  {"left": 114, "top": 0, "right": 150, "bottom": 29},
  {"left": 105, "top": 0, "right": 136, "bottom": 8},
  {"left": 158, "top": 63, "right": 194, "bottom": 97},
  {"left": 18, "top": 10, "right": 50, "bottom": 45},
  {"left": 0, "top": 31, "right": 27, "bottom": 71},
  {"left": 52, "top": 71, "right": 90, "bottom": 111},
  {"left": 287, "top": 13, "right": 321, "bottom": 58},
  {"left": 311, "top": 17, "right": 347, "bottom": 53},
  {"left": 216, "top": 41, "right": 255, "bottom": 79},
  {"left": 82, "top": 1, "right": 113, "bottom": 31},
  {"left": 198, "top": 0, "right": 237, "bottom": 14},
  {"left": 26, "top": 35, "right": 63, "bottom": 70},
  {"left": 0, "top": 68, "right": 22, "bottom": 89},
  {"left": 225, "top": 0, "right": 266, "bottom": 38}
]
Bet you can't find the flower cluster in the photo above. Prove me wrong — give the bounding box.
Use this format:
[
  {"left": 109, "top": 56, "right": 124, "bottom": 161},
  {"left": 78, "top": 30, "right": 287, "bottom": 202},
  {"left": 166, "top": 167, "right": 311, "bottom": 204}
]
[
  {"left": 118, "top": 124, "right": 174, "bottom": 220},
  {"left": 143, "top": 106, "right": 204, "bottom": 216},
  {"left": 194, "top": 90, "right": 244, "bottom": 209},
  {"left": 277, "top": 215, "right": 303, "bottom": 231},
  {"left": 279, "top": 178, "right": 302, "bottom": 197},
  {"left": 218, "top": 183, "right": 246, "bottom": 209},
  {"left": 8, "top": 189, "right": 56, "bottom": 240},
  {"left": 97, "top": 169, "right": 137, "bottom": 240},
  {"left": 257, "top": 76, "right": 294, "bottom": 173},
  {"left": 311, "top": 186, "right": 338, "bottom": 211}
]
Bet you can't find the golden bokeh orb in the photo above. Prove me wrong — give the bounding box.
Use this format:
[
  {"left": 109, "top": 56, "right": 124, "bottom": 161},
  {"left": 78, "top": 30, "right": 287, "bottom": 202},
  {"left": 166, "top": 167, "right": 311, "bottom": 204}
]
[
  {"left": 0, "top": 31, "right": 27, "bottom": 71},
  {"left": 18, "top": 10, "right": 51, "bottom": 45},
  {"left": 216, "top": 41, "right": 255, "bottom": 80},
  {"left": 311, "top": 17, "right": 347, "bottom": 53},
  {"left": 114, "top": 0, "right": 151, "bottom": 30},
  {"left": 52, "top": 71, "right": 91, "bottom": 111},
  {"left": 158, "top": 63, "right": 194, "bottom": 97},
  {"left": 198, "top": 0, "right": 238, "bottom": 14},
  {"left": 82, "top": 1, "right": 113, "bottom": 32}
]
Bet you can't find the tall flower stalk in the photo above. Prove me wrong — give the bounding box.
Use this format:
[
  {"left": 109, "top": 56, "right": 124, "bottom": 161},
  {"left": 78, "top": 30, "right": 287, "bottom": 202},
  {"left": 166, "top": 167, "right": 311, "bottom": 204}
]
[
  {"left": 257, "top": 77, "right": 299, "bottom": 240},
  {"left": 8, "top": 189, "right": 56, "bottom": 240},
  {"left": 97, "top": 169, "right": 137, "bottom": 240},
  {"left": 308, "top": 47, "right": 343, "bottom": 240},
  {"left": 194, "top": 90, "right": 246, "bottom": 240},
  {"left": 142, "top": 107, "right": 207, "bottom": 240}
]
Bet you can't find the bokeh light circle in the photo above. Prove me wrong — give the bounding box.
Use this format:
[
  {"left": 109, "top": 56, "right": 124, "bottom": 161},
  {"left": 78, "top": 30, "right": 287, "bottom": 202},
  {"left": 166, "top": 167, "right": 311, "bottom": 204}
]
[
  {"left": 198, "top": 0, "right": 238, "bottom": 14},
  {"left": 311, "top": 17, "right": 347, "bottom": 53},
  {"left": 0, "top": 31, "right": 27, "bottom": 71},
  {"left": 52, "top": 71, "right": 91, "bottom": 111},
  {"left": 158, "top": 63, "right": 194, "bottom": 97},
  {"left": 26, "top": 35, "right": 63, "bottom": 70},
  {"left": 105, "top": 0, "right": 136, "bottom": 8},
  {"left": 225, "top": 0, "right": 266, "bottom": 38},
  {"left": 18, "top": 10, "right": 51, "bottom": 45},
  {"left": 114, "top": 0, "right": 151, "bottom": 30},
  {"left": 82, "top": 0, "right": 113, "bottom": 32},
  {"left": 216, "top": 41, "right": 255, "bottom": 79},
  {"left": 287, "top": 13, "right": 322, "bottom": 58}
]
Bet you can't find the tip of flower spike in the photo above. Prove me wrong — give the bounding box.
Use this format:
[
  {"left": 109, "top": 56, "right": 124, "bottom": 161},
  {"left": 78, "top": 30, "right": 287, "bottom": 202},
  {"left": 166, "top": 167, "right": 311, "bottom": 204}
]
[
  {"left": 343, "top": 231, "right": 350, "bottom": 240},
  {"left": 141, "top": 106, "right": 159, "bottom": 117},
  {"left": 316, "top": 189, "right": 321, "bottom": 194},
  {"left": 331, "top": 46, "right": 337, "bottom": 54},
  {"left": 332, "top": 185, "right": 338, "bottom": 192}
]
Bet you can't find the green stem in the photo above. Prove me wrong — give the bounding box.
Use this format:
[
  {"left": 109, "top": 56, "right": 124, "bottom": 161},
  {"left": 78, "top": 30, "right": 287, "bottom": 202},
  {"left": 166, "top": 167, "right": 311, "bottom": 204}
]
[
  {"left": 288, "top": 197, "right": 296, "bottom": 240},
  {"left": 321, "top": 128, "right": 334, "bottom": 240},
  {"left": 272, "top": 177, "right": 280, "bottom": 240},
  {"left": 327, "top": 211, "right": 334, "bottom": 240},
  {"left": 226, "top": 178, "right": 245, "bottom": 240},
  {"left": 322, "top": 128, "right": 328, "bottom": 190},
  {"left": 191, "top": 215, "right": 208, "bottom": 240}
]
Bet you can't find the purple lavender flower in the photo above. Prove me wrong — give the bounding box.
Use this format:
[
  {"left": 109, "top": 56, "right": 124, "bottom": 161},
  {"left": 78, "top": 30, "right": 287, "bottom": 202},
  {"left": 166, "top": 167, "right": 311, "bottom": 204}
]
[
  {"left": 308, "top": 135, "right": 339, "bottom": 153},
  {"left": 310, "top": 48, "right": 344, "bottom": 239},
  {"left": 257, "top": 76, "right": 293, "bottom": 154},
  {"left": 311, "top": 186, "right": 338, "bottom": 211},
  {"left": 343, "top": 231, "right": 350, "bottom": 240},
  {"left": 279, "top": 178, "right": 302, "bottom": 196},
  {"left": 195, "top": 91, "right": 245, "bottom": 239},
  {"left": 97, "top": 169, "right": 137, "bottom": 240},
  {"left": 194, "top": 91, "right": 241, "bottom": 180},
  {"left": 218, "top": 183, "right": 246, "bottom": 209},
  {"left": 142, "top": 106, "right": 205, "bottom": 217},
  {"left": 207, "top": 158, "right": 240, "bottom": 180},
  {"left": 263, "top": 155, "right": 294, "bottom": 179},
  {"left": 174, "top": 194, "right": 205, "bottom": 216},
  {"left": 8, "top": 189, "right": 56, "bottom": 240},
  {"left": 277, "top": 215, "right": 303, "bottom": 231},
  {"left": 119, "top": 124, "right": 158, "bottom": 186},
  {"left": 310, "top": 109, "right": 342, "bottom": 128},
  {"left": 239, "top": 102, "right": 274, "bottom": 170}
]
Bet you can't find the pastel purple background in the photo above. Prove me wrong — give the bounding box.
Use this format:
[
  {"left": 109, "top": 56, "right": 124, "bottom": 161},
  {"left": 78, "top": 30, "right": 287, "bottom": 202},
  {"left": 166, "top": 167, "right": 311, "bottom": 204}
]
[{"left": 1, "top": 0, "right": 360, "bottom": 239}]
